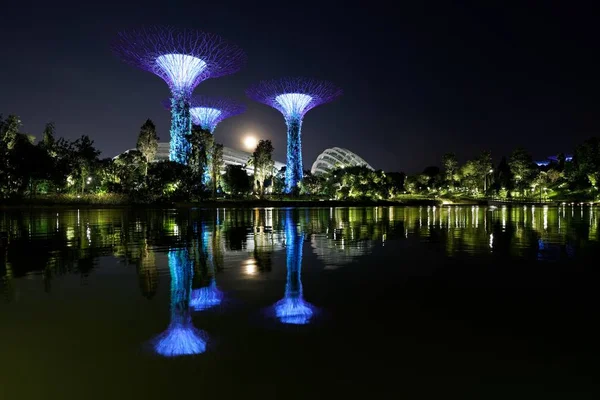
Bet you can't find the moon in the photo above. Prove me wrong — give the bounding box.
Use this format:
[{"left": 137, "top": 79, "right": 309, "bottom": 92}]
[{"left": 243, "top": 135, "right": 258, "bottom": 150}]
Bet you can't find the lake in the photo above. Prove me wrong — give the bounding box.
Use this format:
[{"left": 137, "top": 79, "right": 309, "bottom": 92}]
[{"left": 1, "top": 205, "right": 599, "bottom": 398}]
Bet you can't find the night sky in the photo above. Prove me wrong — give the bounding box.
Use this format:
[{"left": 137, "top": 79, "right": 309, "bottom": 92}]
[{"left": 1, "top": 1, "right": 598, "bottom": 174}]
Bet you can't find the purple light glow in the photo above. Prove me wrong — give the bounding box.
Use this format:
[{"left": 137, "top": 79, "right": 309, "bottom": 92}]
[
  {"left": 163, "top": 95, "right": 246, "bottom": 133},
  {"left": 274, "top": 296, "right": 314, "bottom": 325},
  {"left": 153, "top": 323, "right": 207, "bottom": 357},
  {"left": 112, "top": 26, "right": 247, "bottom": 97},
  {"left": 190, "top": 280, "right": 223, "bottom": 311},
  {"left": 246, "top": 77, "right": 342, "bottom": 120}
]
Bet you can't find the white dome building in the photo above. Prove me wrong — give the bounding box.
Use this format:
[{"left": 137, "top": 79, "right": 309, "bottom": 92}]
[{"left": 310, "top": 147, "right": 373, "bottom": 175}]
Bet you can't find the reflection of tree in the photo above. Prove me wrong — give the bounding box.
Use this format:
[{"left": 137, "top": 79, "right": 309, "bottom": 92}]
[
  {"left": 273, "top": 210, "right": 314, "bottom": 325},
  {"left": 136, "top": 239, "right": 158, "bottom": 300},
  {"left": 0, "top": 248, "right": 15, "bottom": 303},
  {"left": 152, "top": 248, "right": 206, "bottom": 357}
]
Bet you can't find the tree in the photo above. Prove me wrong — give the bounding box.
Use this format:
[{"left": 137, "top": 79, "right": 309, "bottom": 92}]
[
  {"left": 222, "top": 165, "right": 251, "bottom": 197},
  {"left": 442, "top": 153, "right": 458, "bottom": 190},
  {"left": 210, "top": 143, "right": 224, "bottom": 198},
  {"left": 136, "top": 119, "right": 159, "bottom": 175},
  {"left": 189, "top": 126, "right": 213, "bottom": 181},
  {"left": 71, "top": 136, "right": 101, "bottom": 194},
  {"left": 508, "top": 147, "right": 536, "bottom": 195},
  {"left": 251, "top": 140, "right": 274, "bottom": 197}
]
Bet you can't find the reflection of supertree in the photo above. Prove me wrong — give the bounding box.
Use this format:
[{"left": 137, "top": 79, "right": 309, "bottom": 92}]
[
  {"left": 113, "top": 26, "right": 246, "bottom": 164},
  {"left": 273, "top": 210, "right": 314, "bottom": 324},
  {"left": 190, "top": 223, "right": 222, "bottom": 311},
  {"left": 153, "top": 248, "right": 206, "bottom": 356},
  {"left": 247, "top": 77, "right": 342, "bottom": 192}
]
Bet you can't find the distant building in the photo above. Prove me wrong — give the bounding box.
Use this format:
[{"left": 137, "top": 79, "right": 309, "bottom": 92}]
[
  {"left": 118, "top": 142, "right": 285, "bottom": 175},
  {"left": 535, "top": 154, "right": 573, "bottom": 167},
  {"left": 310, "top": 147, "right": 373, "bottom": 175}
]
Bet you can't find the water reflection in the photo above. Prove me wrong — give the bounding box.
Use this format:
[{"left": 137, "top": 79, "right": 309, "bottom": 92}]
[
  {"left": 190, "top": 222, "right": 222, "bottom": 311},
  {"left": 152, "top": 248, "right": 206, "bottom": 357},
  {"left": 273, "top": 210, "right": 314, "bottom": 325},
  {"left": 0, "top": 205, "right": 599, "bottom": 304}
]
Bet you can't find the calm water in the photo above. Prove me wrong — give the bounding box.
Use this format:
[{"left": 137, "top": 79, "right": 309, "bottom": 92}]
[{"left": 1, "top": 205, "right": 599, "bottom": 398}]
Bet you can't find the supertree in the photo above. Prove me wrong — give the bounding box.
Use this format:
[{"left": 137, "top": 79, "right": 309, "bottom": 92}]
[
  {"left": 112, "top": 26, "right": 246, "bottom": 164},
  {"left": 272, "top": 209, "right": 315, "bottom": 325},
  {"left": 163, "top": 95, "right": 246, "bottom": 184},
  {"left": 152, "top": 247, "right": 207, "bottom": 356},
  {"left": 246, "top": 77, "right": 342, "bottom": 193},
  {"left": 190, "top": 221, "right": 223, "bottom": 311}
]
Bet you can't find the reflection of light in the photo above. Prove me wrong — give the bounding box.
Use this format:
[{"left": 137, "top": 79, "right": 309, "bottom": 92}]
[
  {"left": 190, "top": 280, "right": 222, "bottom": 311},
  {"left": 244, "top": 258, "right": 257, "bottom": 275},
  {"left": 274, "top": 297, "right": 314, "bottom": 325},
  {"left": 86, "top": 226, "right": 91, "bottom": 243},
  {"left": 154, "top": 325, "right": 207, "bottom": 357},
  {"left": 543, "top": 206, "right": 548, "bottom": 231},
  {"left": 489, "top": 233, "right": 494, "bottom": 249},
  {"left": 173, "top": 224, "right": 179, "bottom": 236}
]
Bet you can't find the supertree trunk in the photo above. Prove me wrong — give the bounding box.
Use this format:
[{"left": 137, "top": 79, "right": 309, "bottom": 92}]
[
  {"left": 285, "top": 117, "right": 303, "bottom": 193},
  {"left": 169, "top": 93, "right": 192, "bottom": 164}
]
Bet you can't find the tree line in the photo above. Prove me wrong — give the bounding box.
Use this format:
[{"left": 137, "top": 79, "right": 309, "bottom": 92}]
[
  {"left": 0, "top": 114, "right": 277, "bottom": 202},
  {"left": 2, "top": 113, "right": 599, "bottom": 203}
]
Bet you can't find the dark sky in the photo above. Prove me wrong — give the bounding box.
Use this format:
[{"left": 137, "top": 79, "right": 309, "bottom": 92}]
[{"left": 1, "top": 1, "right": 598, "bottom": 174}]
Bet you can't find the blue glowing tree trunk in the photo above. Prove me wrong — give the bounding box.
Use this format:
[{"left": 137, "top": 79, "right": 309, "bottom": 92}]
[
  {"left": 169, "top": 93, "right": 192, "bottom": 164},
  {"left": 274, "top": 210, "right": 313, "bottom": 324},
  {"left": 202, "top": 127, "right": 215, "bottom": 186},
  {"left": 285, "top": 117, "right": 304, "bottom": 193},
  {"left": 153, "top": 248, "right": 206, "bottom": 356}
]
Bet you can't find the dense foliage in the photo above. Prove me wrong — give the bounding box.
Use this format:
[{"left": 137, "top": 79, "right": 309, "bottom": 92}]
[{"left": 2, "top": 113, "right": 598, "bottom": 203}]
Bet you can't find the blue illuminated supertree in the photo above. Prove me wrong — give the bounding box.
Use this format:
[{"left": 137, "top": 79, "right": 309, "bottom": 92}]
[
  {"left": 112, "top": 26, "right": 246, "bottom": 164},
  {"left": 246, "top": 77, "right": 342, "bottom": 193},
  {"left": 273, "top": 210, "right": 315, "bottom": 325},
  {"left": 152, "top": 248, "right": 207, "bottom": 357},
  {"left": 190, "top": 222, "right": 223, "bottom": 311},
  {"left": 163, "top": 95, "right": 246, "bottom": 183}
]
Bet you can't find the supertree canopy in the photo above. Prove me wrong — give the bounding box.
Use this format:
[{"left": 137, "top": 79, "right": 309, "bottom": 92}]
[
  {"left": 152, "top": 248, "right": 207, "bottom": 357},
  {"left": 246, "top": 77, "right": 342, "bottom": 193},
  {"left": 273, "top": 210, "right": 315, "bottom": 325},
  {"left": 112, "top": 26, "right": 246, "bottom": 164},
  {"left": 162, "top": 95, "right": 246, "bottom": 133}
]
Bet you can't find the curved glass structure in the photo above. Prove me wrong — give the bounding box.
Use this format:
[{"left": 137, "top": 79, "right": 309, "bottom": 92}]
[{"left": 310, "top": 147, "right": 374, "bottom": 175}]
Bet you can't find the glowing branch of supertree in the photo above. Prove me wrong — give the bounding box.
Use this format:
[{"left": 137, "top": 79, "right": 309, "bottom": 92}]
[
  {"left": 112, "top": 26, "right": 246, "bottom": 164},
  {"left": 246, "top": 77, "right": 342, "bottom": 193},
  {"left": 152, "top": 248, "right": 207, "bottom": 357},
  {"left": 162, "top": 95, "right": 246, "bottom": 133},
  {"left": 273, "top": 210, "right": 314, "bottom": 325}
]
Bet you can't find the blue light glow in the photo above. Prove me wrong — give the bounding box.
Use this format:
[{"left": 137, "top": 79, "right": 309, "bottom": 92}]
[
  {"left": 155, "top": 54, "right": 207, "bottom": 95},
  {"left": 152, "top": 248, "right": 206, "bottom": 357},
  {"left": 190, "top": 279, "right": 222, "bottom": 311},
  {"left": 273, "top": 210, "right": 314, "bottom": 325},
  {"left": 275, "top": 93, "right": 313, "bottom": 119},
  {"left": 190, "top": 107, "right": 222, "bottom": 133},
  {"left": 285, "top": 118, "right": 303, "bottom": 193},
  {"left": 169, "top": 95, "right": 192, "bottom": 164}
]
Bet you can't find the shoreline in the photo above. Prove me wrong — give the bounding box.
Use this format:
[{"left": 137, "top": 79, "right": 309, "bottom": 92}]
[{"left": 0, "top": 197, "right": 596, "bottom": 209}]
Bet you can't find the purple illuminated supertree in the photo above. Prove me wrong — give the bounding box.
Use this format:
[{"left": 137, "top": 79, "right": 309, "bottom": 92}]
[
  {"left": 162, "top": 95, "right": 246, "bottom": 133},
  {"left": 246, "top": 77, "right": 342, "bottom": 193},
  {"left": 112, "top": 26, "right": 246, "bottom": 164}
]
